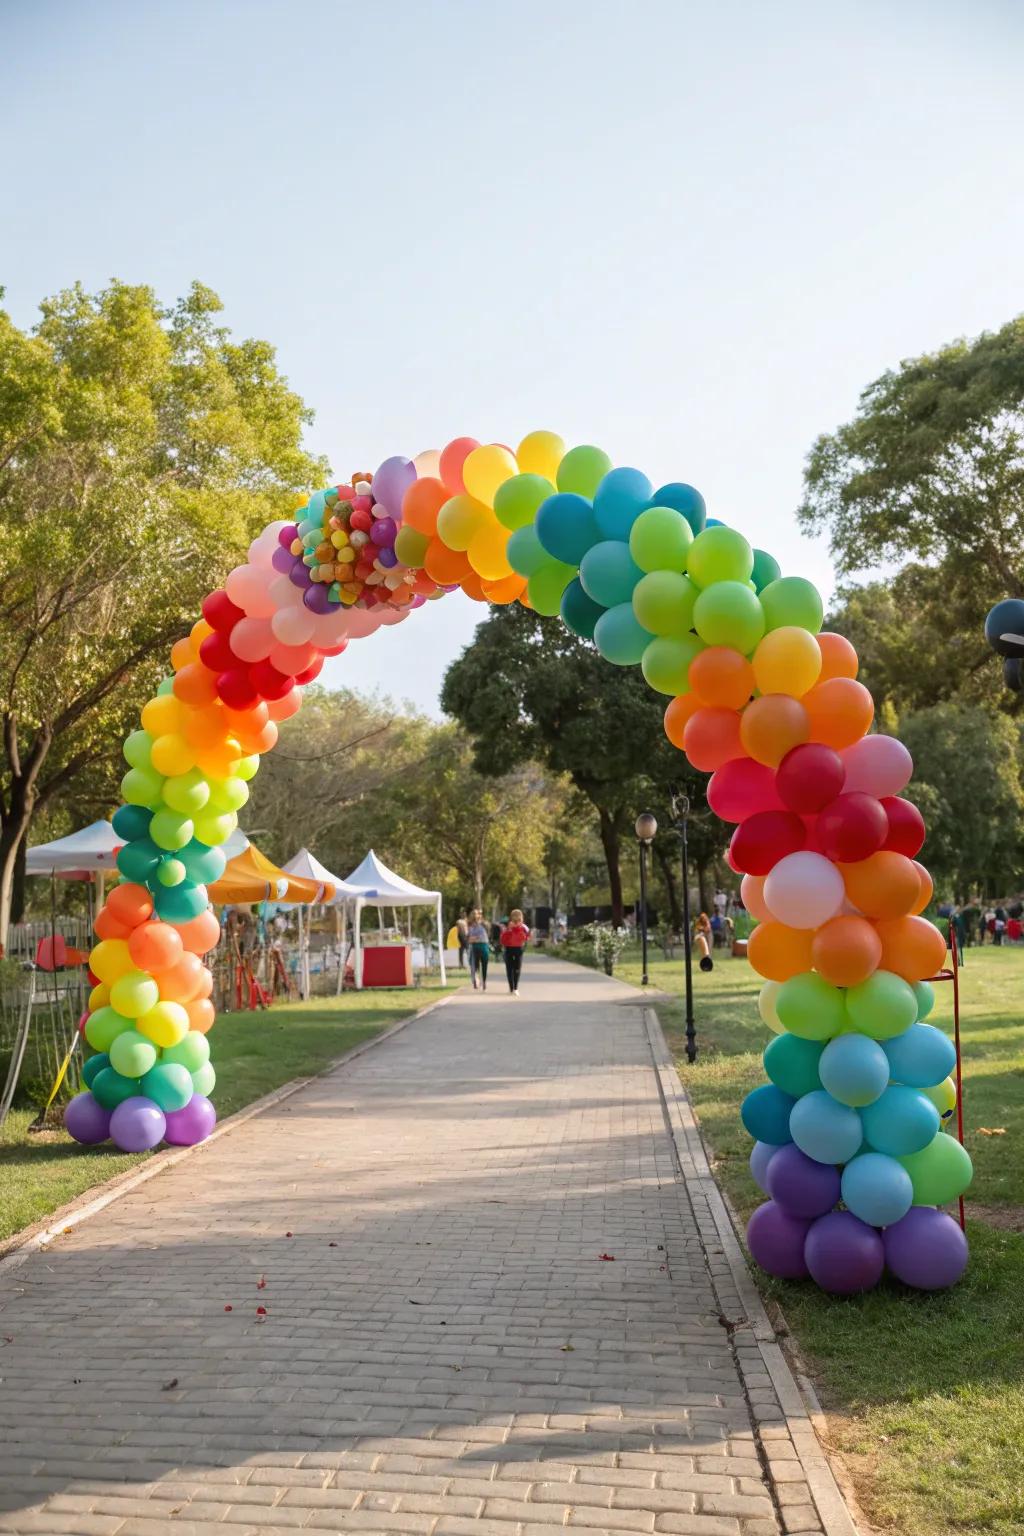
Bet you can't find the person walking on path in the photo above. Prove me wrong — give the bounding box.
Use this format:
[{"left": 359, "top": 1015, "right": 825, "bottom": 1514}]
[
  {"left": 466, "top": 908, "right": 490, "bottom": 990},
  {"left": 455, "top": 910, "right": 469, "bottom": 969},
  {"left": 500, "top": 908, "right": 530, "bottom": 995}
]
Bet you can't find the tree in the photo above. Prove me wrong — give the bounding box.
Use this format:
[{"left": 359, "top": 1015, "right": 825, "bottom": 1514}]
[{"left": 0, "top": 281, "right": 325, "bottom": 946}]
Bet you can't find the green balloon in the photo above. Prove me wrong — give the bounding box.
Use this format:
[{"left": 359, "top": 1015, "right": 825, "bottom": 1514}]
[
  {"left": 763, "top": 1033, "right": 825, "bottom": 1098},
  {"left": 556, "top": 445, "right": 613, "bottom": 499},
  {"left": 686, "top": 526, "right": 753, "bottom": 588},
  {"left": 142, "top": 1061, "right": 194, "bottom": 1112},
  {"left": 759, "top": 576, "right": 824, "bottom": 634},
  {"left": 150, "top": 808, "right": 194, "bottom": 852},
  {"left": 109, "top": 1029, "right": 158, "bottom": 1079},
  {"left": 156, "top": 857, "right": 187, "bottom": 887},
  {"left": 507, "top": 525, "right": 549, "bottom": 577},
  {"left": 898, "top": 1131, "right": 973, "bottom": 1205},
  {"left": 914, "top": 981, "right": 935, "bottom": 1021},
  {"left": 162, "top": 1031, "right": 211, "bottom": 1073},
  {"left": 191, "top": 1061, "right": 217, "bottom": 1096},
  {"left": 641, "top": 634, "right": 705, "bottom": 696},
  {"left": 91, "top": 1065, "right": 140, "bottom": 1110},
  {"left": 123, "top": 730, "right": 154, "bottom": 770},
  {"left": 82, "top": 1052, "right": 109, "bottom": 1088},
  {"left": 593, "top": 603, "right": 653, "bottom": 666},
  {"left": 632, "top": 571, "right": 699, "bottom": 638},
  {"left": 693, "top": 581, "right": 766, "bottom": 652},
  {"left": 85, "top": 1006, "right": 133, "bottom": 1053},
  {"left": 154, "top": 881, "right": 208, "bottom": 922},
  {"left": 207, "top": 777, "right": 248, "bottom": 814},
  {"left": 527, "top": 559, "right": 575, "bottom": 616},
  {"left": 156, "top": 676, "right": 175, "bottom": 696},
  {"left": 162, "top": 768, "right": 211, "bottom": 816},
  {"left": 236, "top": 754, "right": 260, "bottom": 782},
  {"left": 845, "top": 970, "right": 918, "bottom": 1040},
  {"left": 494, "top": 473, "right": 554, "bottom": 531},
  {"left": 121, "top": 767, "right": 165, "bottom": 810},
  {"left": 393, "top": 525, "right": 429, "bottom": 567},
  {"left": 628, "top": 506, "right": 694, "bottom": 574},
  {"left": 776, "top": 973, "right": 846, "bottom": 1041},
  {"left": 751, "top": 548, "right": 782, "bottom": 592}
]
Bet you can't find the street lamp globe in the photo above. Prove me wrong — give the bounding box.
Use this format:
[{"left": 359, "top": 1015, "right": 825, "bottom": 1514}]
[{"left": 635, "top": 812, "right": 658, "bottom": 844}]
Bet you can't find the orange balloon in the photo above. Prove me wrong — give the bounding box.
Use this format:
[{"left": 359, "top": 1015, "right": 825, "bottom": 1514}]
[
  {"left": 739, "top": 695, "right": 810, "bottom": 767},
  {"left": 688, "top": 648, "right": 754, "bottom": 710},
  {"left": 874, "top": 915, "right": 947, "bottom": 982},
  {"left": 187, "top": 997, "right": 216, "bottom": 1034},
  {"left": 105, "top": 882, "right": 154, "bottom": 930},
  {"left": 195, "top": 740, "right": 242, "bottom": 778},
  {"left": 747, "top": 922, "right": 815, "bottom": 982},
  {"left": 741, "top": 873, "right": 772, "bottom": 923},
  {"left": 190, "top": 618, "right": 214, "bottom": 649},
  {"left": 94, "top": 907, "right": 132, "bottom": 941},
  {"left": 803, "top": 678, "right": 874, "bottom": 749},
  {"left": 664, "top": 694, "right": 702, "bottom": 749},
  {"left": 128, "top": 921, "right": 184, "bottom": 973},
  {"left": 192, "top": 965, "right": 214, "bottom": 1000},
  {"left": 153, "top": 950, "right": 206, "bottom": 1004},
  {"left": 683, "top": 708, "right": 744, "bottom": 772},
  {"left": 183, "top": 705, "right": 231, "bottom": 750},
  {"left": 171, "top": 637, "right": 195, "bottom": 672},
  {"left": 412, "top": 570, "right": 437, "bottom": 596},
  {"left": 840, "top": 851, "right": 922, "bottom": 920},
  {"left": 482, "top": 573, "right": 527, "bottom": 604},
  {"left": 402, "top": 476, "right": 448, "bottom": 536},
  {"left": 233, "top": 719, "right": 278, "bottom": 756},
  {"left": 266, "top": 688, "right": 301, "bottom": 723},
  {"left": 817, "top": 632, "right": 859, "bottom": 681},
  {"left": 223, "top": 701, "right": 269, "bottom": 735},
  {"left": 173, "top": 663, "right": 219, "bottom": 707},
  {"left": 911, "top": 860, "right": 933, "bottom": 915},
  {"left": 423, "top": 538, "right": 472, "bottom": 585},
  {"left": 460, "top": 570, "right": 488, "bottom": 602},
  {"left": 811, "top": 915, "right": 882, "bottom": 987},
  {"left": 175, "top": 910, "right": 222, "bottom": 956}
]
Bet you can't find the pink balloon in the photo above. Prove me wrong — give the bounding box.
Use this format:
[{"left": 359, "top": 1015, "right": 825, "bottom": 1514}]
[
  {"left": 268, "top": 574, "right": 304, "bottom": 610},
  {"left": 740, "top": 874, "right": 772, "bottom": 923},
  {"left": 225, "top": 564, "right": 277, "bottom": 619},
  {"left": 230, "top": 617, "right": 274, "bottom": 663},
  {"left": 344, "top": 610, "right": 382, "bottom": 638},
  {"left": 271, "top": 606, "right": 315, "bottom": 645},
  {"left": 707, "top": 759, "right": 783, "bottom": 824},
  {"left": 763, "top": 851, "right": 845, "bottom": 929},
  {"left": 841, "top": 736, "right": 913, "bottom": 798},
  {"left": 270, "top": 641, "right": 317, "bottom": 675},
  {"left": 266, "top": 687, "right": 302, "bottom": 722}
]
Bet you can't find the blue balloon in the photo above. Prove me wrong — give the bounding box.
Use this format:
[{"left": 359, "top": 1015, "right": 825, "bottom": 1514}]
[
  {"left": 112, "top": 804, "right": 153, "bottom": 842},
  {"left": 750, "top": 1140, "right": 779, "bottom": 1194},
  {"left": 593, "top": 467, "right": 653, "bottom": 540},
  {"left": 883, "top": 1023, "right": 956, "bottom": 1089},
  {"left": 818, "top": 1034, "right": 889, "bottom": 1107},
  {"left": 860, "top": 1086, "right": 939, "bottom": 1157},
  {"left": 560, "top": 579, "right": 606, "bottom": 640},
  {"left": 507, "top": 524, "right": 549, "bottom": 578},
  {"left": 593, "top": 604, "right": 653, "bottom": 665},
  {"left": 535, "top": 493, "right": 600, "bottom": 566},
  {"left": 740, "top": 1084, "right": 796, "bottom": 1145},
  {"left": 653, "top": 482, "right": 707, "bottom": 534},
  {"left": 841, "top": 1151, "right": 913, "bottom": 1227},
  {"left": 789, "top": 1090, "right": 863, "bottom": 1165},
  {"left": 579, "top": 541, "right": 643, "bottom": 608}
]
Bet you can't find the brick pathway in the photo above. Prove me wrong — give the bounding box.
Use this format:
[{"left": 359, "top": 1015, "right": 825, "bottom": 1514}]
[{"left": 0, "top": 956, "right": 850, "bottom": 1536}]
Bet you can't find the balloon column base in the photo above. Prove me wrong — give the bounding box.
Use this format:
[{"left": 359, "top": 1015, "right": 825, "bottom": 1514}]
[
  {"left": 65, "top": 1090, "right": 217, "bottom": 1151},
  {"left": 747, "top": 1198, "right": 968, "bottom": 1293}
]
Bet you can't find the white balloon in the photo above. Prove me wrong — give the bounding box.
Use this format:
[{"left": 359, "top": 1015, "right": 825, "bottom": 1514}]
[
  {"left": 763, "top": 851, "right": 845, "bottom": 930},
  {"left": 413, "top": 448, "right": 441, "bottom": 479}
]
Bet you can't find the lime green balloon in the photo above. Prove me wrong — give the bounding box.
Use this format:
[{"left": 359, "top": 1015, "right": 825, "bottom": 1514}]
[
  {"left": 759, "top": 576, "right": 824, "bottom": 634},
  {"left": 207, "top": 776, "right": 249, "bottom": 814},
  {"left": 898, "top": 1131, "right": 973, "bottom": 1205},
  {"left": 641, "top": 635, "right": 705, "bottom": 696},
  {"left": 91, "top": 1065, "right": 139, "bottom": 1110},
  {"left": 235, "top": 755, "right": 260, "bottom": 783},
  {"left": 162, "top": 1031, "right": 211, "bottom": 1073},
  {"left": 686, "top": 526, "right": 753, "bottom": 588},
  {"left": 141, "top": 1061, "right": 194, "bottom": 1112},
  {"left": 156, "top": 676, "right": 175, "bottom": 697},
  {"left": 123, "top": 730, "right": 154, "bottom": 770},
  {"left": 507, "top": 525, "right": 549, "bottom": 577},
  {"left": 494, "top": 473, "right": 554, "bottom": 531},
  {"left": 921, "top": 1076, "right": 957, "bottom": 1121},
  {"left": 693, "top": 581, "right": 766, "bottom": 652},
  {"left": 914, "top": 981, "right": 935, "bottom": 1021},
  {"left": 109, "top": 970, "right": 160, "bottom": 1020},
  {"left": 776, "top": 973, "right": 846, "bottom": 1041},
  {"left": 593, "top": 603, "right": 653, "bottom": 665},
  {"left": 845, "top": 970, "right": 918, "bottom": 1040},
  {"left": 191, "top": 1061, "right": 217, "bottom": 1096},
  {"left": 193, "top": 809, "right": 236, "bottom": 846},
  {"left": 121, "top": 767, "right": 165, "bottom": 810},
  {"left": 85, "top": 1006, "right": 133, "bottom": 1053},
  {"left": 150, "top": 807, "right": 194, "bottom": 852},
  {"left": 556, "top": 445, "right": 613, "bottom": 499},
  {"left": 632, "top": 571, "right": 699, "bottom": 639},
  {"left": 109, "top": 1029, "right": 158, "bottom": 1079},
  {"left": 156, "top": 857, "right": 187, "bottom": 887},
  {"left": 527, "top": 559, "right": 575, "bottom": 616},
  {"left": 394, "top": 525, "right": 429, "bottom": 567},
  {"left": 162, "top": 768, "right": 210, "bottom": 816},
  {"left": 628, "top": 506, "right": 694, "bottom": 574}
]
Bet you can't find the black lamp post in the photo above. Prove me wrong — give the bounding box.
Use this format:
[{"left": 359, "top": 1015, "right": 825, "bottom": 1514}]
[
  {"left": 634, "top": 812, "right": 657, "bottom": 986},
  {"left": 670, "top": 791, "right": 697, "bottom": 1063}
]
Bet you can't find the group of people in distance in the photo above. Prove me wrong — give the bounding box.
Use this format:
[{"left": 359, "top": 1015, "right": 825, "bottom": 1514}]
[
  {"left": 942, "top": 899, "right": 1024, "bottom": 950},
  {"left": 455, "top": 908, "right": 530, "bottom": 995}
]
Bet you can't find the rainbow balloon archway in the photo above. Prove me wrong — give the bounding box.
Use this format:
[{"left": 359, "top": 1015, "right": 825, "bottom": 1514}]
[{"left": 65, "top": 430, "right": 972, "bottom": 1294}]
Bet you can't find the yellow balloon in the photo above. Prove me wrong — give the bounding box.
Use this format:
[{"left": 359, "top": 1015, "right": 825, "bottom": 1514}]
[
  {"left": 150, "top": 733, "right": 197, "bottom": 776},
  {"left": 436, "top": 494, "right": 489, "bottom": 552},
  {"left": 752, "top": 626, "right": 822, "bottom": 699},
  {"left": 141, "top": 694, "right": 184, "bottom": 738},
  {"left": 137, "top": 1000, "right": 190, "bottom": 1048},
  {"left": 516, "top": 429, "right": 565, "bottom": 482},
  {"left": 467, "top": 517, "right": 513, "bottom": 581},
  {"left": 89, "top": 982, "right": 111, "bottom": 1011},
  {"left": 922, "top": 1075, "right": 957, "bottom": 1121},
  {"left": 461, "top": 444, "right": 518, "bottom": 508},
  {"left": 90, "top": 939, "right": 133, "bottom": 985},
  {"left": 758, "top": 979, "right": 784, "bottom": 1034}
]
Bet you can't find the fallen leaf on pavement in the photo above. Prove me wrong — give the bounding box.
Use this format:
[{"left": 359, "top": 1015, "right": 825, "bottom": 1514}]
[
  {"left": 598, "top": 1253, "right": 615, "bottom": 1261},
  {"left": 162, "top": 1378, "right": 178, "bottom": 1391}
]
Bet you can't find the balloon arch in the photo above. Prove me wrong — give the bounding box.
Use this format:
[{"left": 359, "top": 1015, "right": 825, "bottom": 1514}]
[{"left": 65, "top": 431, "right": 972, "bottom": 1293}]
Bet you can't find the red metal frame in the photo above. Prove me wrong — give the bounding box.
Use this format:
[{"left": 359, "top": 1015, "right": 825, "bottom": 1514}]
[{"left": 926, "top": 919, "right": 965, "bottom": 1231}]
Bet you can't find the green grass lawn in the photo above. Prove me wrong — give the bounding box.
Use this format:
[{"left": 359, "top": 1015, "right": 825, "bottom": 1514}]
[
  {"left": 613, "top": 940, "right": 1024, "bottom": 1536},
  {"left": 0, "top": 977, "right": 456, "bottom": 1251}
]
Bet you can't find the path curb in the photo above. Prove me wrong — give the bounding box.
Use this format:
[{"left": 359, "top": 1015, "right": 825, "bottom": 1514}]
[
  {"left": 643, "top": 1006, "right": 862, "bottom": 1536},
  {"left": 0, "top": 986, "right": 459, "bottom": 1276}
]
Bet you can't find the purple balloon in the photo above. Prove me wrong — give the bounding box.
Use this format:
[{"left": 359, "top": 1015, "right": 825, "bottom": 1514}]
[
  {"left": 804, "top": 1210, "right": 884, "bottom": 1294},
  {"left": 109, "top": 1096, "right": 166, "bottom": 1152},
  {"left": 65, "top": 1091, "right": 111, "bottom": 1146},
  {"left": 289, "top": 561, "right": 313, "bottom": 589},
  {"left": 376, "top": 546, "right": 399, "bottom": 569},
  {"left": 750, "top": 1140, "right": 779, "bottom": 1195},
  {"left": 303, "top": 583, "right": 331, "bottom": 613},
  {"left": 370, "top": 516, "right": 397, "bottom": 548},
  {"left": 411, "top": 594, "right": 426, "bottom": 609},
  {"left": 278, "top": 524, "right": 298, "bottom": 548},
  {"left": 372, "top": 456, "right": 416, "bottom": 517},
  {"left": 163, "top": 1092, "right": 217, "bottom": 1147},
  {"left": 271, "top": 545, "right": 294, "bottom": 574},
  {"left": 747, "top": 1200, "right": 811, "bottom": 1279},
  {"left": 883, "top": 1207, "right": 969, "bottom": 1290},
  {"left": 766, "top": 1143, "right": 841, "bottom": 1218}
]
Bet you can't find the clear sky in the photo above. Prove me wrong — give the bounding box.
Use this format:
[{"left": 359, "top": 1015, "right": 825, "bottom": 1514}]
[{"left": 4, "top": 0, "right": 1022, "bottom": 713}]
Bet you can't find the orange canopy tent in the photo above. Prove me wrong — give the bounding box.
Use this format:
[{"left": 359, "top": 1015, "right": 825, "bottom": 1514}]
[{"left": 208, "top": 842, "right": 335, "bottom": 906}]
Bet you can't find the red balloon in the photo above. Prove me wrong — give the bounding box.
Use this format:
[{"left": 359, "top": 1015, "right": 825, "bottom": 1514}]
[
  {"left": 350, "top": 508, "right": 373, "bottom": 532},
  {"left": 199, "top": 630, "right": 237, "bottom": 673},
  {"left": 202, "top": 589, "right": 245, "bottom": 632},
  {"left": 707, "top": 758, "right": 783, "bottom": 824},
  {"left": 801, "top": 814, "right": 824, "bottom": 854},
  {"left": 248, "top": 659, "right": 294, "bottom": 700},
  {"left": 881, "top": 796, "right": 926, "bottom": 857},
  {"left": 730, "top": 810, "right": 806, "bottom": 875},
  {"left": 817, "top": 792, "right": 889, "bottom": 863},
  {"left": 776, "top": 743, "right": 845, "bottom": 813},
  {"left": 321, "top": 640, "right": 348, "bottom": 657},
  {"left": 295, "top": 656, "right": 324, "bottom": 686},
  {"left": 216, "top": 669, "right": 259, "bottom": 709}
]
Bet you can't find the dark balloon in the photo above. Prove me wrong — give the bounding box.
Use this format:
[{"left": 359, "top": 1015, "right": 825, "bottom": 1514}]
[
  {"left": 984, "top": 598, "right": 1024, "bottom": 658},
  {"left": 817, "top": 792, "right": 889, "bottom": 863},
  {"left": 1003, "top": 657, "right": 1023, "bottom": 693},
  {"left": 881, "top": 796, "right": 926, "bottom": 858}
]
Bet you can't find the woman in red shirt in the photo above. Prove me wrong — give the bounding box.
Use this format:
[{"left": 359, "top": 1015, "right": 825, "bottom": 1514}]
[{"left": 500, "top": 909, "right": 530, "bottom": 996}]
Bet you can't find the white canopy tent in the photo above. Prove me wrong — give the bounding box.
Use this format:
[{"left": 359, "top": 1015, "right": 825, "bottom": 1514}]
[
  {"left": 342, "top": 850, "right": 446, "bottom": 990},
  {"left": 279, "top": 847, "right": 366, "bottom": 996},
  {"left": 25, "top": 821, "right": 123, "bottom": 878}
]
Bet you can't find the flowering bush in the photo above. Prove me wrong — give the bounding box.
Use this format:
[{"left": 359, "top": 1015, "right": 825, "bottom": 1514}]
[{"left": 585, "top": 922, "right": 629, "bottom": 976}]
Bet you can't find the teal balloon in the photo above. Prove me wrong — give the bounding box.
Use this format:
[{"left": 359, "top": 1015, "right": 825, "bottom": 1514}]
[
  {"left": 883, "top": 1024, "right": 956, "bottom": 1089},
  {"left": 790, "top": 1090, "right": 863, "bottom": 1164},
  {"left": 592, "top": 467, "right": 652, "bottom": 540},
  {"left": 593, "top": 603, "right": 653, "bottom": 666},
  {"left": 91, "top": 1065, "right": 140, "bottom": 1110},
  {"left": 117, "top": 836, "right": 162, "bottom": 884},
  {"left": 507, "top": 524, "right": 550, "bottom": 577},
  {"left": 579, "top": 541, "right": 643, "bottom": 608},
  {"left": 82, "top": 1052, "right": 109, "bottom": 1089},
  {"left": 763, "top": 1034, "right": 824, "bottom": 1099},
  {"left": 535, "top": 493, "right": 600, "bottom": 566},
  {"left": 141, "top": 1061, "right": 194, "bottom": 1112},
  {"left": 751, "top": 548, "right": 782, "bottom": 592},
  {"left": 153, "top": 881, "right": 208, "bottom": 922},
  {"left": 112, "top": 804, "right": 152, "bottom": 842},
  {"left": 860, "top": 1086, "right": 940, "bottom": 1157},
  {"left": 179, "top": 839, "right": 228, "bottom": 885},
  {"left": 914, "top": 981, "right": 935, "bottom": 1020},
  {"left": 560, "top": 578, "right": 605, "bottom": 640},
  {"left": 653, "top": 482, "right": 707, "bottom": 534},
  {"left": 818, "top": 1033, "right": 889, "bottom": 1107},
  {"left": 841, "top": 1152, "right": 913, "bottom": 1227},
  {"left": 740, "top": 1084, "right": 795, "bottom": 1145}
]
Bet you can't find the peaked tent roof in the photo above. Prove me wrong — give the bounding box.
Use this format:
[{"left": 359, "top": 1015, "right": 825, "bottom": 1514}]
[
  {"left": 208, "top": 842, "right": 334, "bottom": 906},
  {"left": 342, "top": 849, "right": 440, "bottom": 906},
  {"left": 26, "top": 820, "right": 123, "bottom": 878},
  {"left": 280, "top": 847, "right": 364, "bottom": 905}
]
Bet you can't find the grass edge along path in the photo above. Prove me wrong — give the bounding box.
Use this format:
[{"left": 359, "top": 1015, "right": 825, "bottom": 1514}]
[
  {"left": 0, "top": 978, "right": 458, "bottom": 1251},
  {"left": 609, "top": 942, "right": 1024, "bottom": 1536}
]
